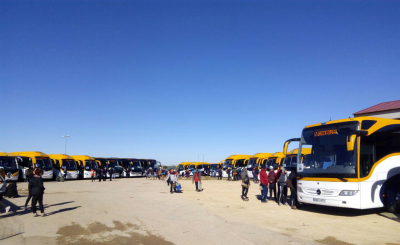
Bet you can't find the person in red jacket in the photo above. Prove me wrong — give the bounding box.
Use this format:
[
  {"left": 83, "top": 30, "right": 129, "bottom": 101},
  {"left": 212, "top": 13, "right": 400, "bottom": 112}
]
[{"left": 259, "top": 165, "right": 269, "bottom": 203}]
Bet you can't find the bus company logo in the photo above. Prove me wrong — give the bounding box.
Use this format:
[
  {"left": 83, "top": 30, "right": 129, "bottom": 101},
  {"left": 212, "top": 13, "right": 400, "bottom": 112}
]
[
  {"left": 314, "top": 129, "right": 338, "bottom": 137},
  {"left": 316, "top": 189, "right": 321, "bottom": 195}
]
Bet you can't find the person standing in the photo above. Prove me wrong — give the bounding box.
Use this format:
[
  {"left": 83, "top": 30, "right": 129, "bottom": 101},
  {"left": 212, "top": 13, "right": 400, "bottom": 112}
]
[
  {"left": 97, "top": 168, "right": 102, "bottom": 182},
  {"left": 227, "top": 167, "right": 231, "bottom": 181},
  {"left": 165, "top": 169, "right": 171, "bottom": 186},
  {"left": 0, "top": 169, "right": 10, "bottom": 214},
  {"left": 232, "top": 168, "right": 237, "bottom": 181},
  {"left": 218, "top": 168, "right": 222, "bottom": 180},
  {"left": 241, "top": 167, "right": 250, "bottom": 201},
  {"left": 287, "top": 170, "right": 297, "bottom": 209},
  {"left": 254, "top": 167, "right": 260, "bottom": 183},
  {"left": 259, "top": 165, "right": 269, "bottom": 203},
  {"left": 192, "top": 169, "right": 202, "bottom": 192},
  {"left": 268, "top": 166, "right": 277, "bottom": 201},
  {"left": 277, "top": 168, "right": 288, "bottom": 206},
  {"left": 91, "top": 169, "right": 95, "bottom": 182},
  {"left": 30, "top": 168, "right": 45, "bottom": 217},
  {"left": 109, "top": 167, "right": 113, "bottom": 181}
]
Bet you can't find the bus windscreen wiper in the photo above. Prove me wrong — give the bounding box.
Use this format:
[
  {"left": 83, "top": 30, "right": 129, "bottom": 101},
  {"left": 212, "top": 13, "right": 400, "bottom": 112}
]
[{"left": 324, "top": 174, "right": 348, "bottom": 182}]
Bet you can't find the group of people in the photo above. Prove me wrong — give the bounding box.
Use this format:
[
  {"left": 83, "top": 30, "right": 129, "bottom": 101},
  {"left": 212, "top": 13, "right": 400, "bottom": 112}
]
[
  {"left": 165, "top": 168, "right": 203, "bottom": 194},
  {"left": 145, "top": 168, "right": 161, "bottom": 180},
  {"left": 258, "top": 165, "right": 298, "bottom": 209},
  {"left": 95, "top": 167, "right": 115, "bottom": 182}
]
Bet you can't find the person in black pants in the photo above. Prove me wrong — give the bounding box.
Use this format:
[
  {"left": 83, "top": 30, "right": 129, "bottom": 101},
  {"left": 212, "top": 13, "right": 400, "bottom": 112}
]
[
  {"left": 109, "top": 168, "right": 113, "bottom": 181},
  {"left": 29, "top": 168, "right": 45, "bottom": 217},
  {"left": 103, "top": 167, "right": 107, "bottom": 181},
  {"left": 218, "top": 168, "right": 222, "bottom": 180},
  {"left": 97, "top": 168, "right": 102, "bottom": 182}
]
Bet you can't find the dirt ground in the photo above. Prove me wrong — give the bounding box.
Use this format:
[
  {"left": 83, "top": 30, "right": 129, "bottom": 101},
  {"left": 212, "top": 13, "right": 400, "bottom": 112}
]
[{"left": 1, "top": 177, "right": 399, "bottom": 245}]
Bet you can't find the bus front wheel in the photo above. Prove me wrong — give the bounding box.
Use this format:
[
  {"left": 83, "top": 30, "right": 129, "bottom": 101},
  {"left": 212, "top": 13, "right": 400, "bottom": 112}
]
[{"left": 384, "top": 176, "right": 400, "bottom": 214}]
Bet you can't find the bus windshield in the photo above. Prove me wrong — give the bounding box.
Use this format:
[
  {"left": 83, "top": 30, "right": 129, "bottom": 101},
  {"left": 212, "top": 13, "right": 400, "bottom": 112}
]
[
  {"left": 196, "top": 165, "right": 203, "bottom": 169},
  {"left": 247, "top": 158, "right": 258, "bottom": 169},
  {"left": 132, "top": 161, "right": 141, "bottom": 168},
  {"left": 62, "top": 160, "right": 77, "bottom": 170},
  {"left": 299, "top": 121, "right": 358, "bottom": 178},
  {"left": 188, "top": 165, "right": 195, "bottom": 170},
  {"left": 283, "top": 155, "right": 297, "bottom": 169},
  {"left": 210, "top": 164, "right": 219, "bottom": 171},
  {"left": 0, "top": 157, "right": 17, "bottom": 170},
  {"left": 148, "top": 160, "right": 157, "bottom": 169},
  {"left": 109, "top": 160, "right": 120, "bottom": 168},
  {"left": 36, "top": 157, "right": 52, "bottom": 170},
  {"left": 85, "top": 160, "right": 97, "bottom": 170},
  {"left": 223, "top": 160, "right": 233, "bottom": 170},
  {"left": 266, "top": 158, "right": 278, "bottom": 170}
]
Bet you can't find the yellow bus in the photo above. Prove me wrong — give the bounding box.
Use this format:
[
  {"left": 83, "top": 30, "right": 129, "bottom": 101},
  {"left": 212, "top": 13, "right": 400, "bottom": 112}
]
[
  {"left": 281, "top": 148, "right": 311, "bottom": 172},
  {"left": 247, "top": 153, "right": 273, "bottom": 177},
  {"left": 176, "top": 162, "right": 192, "bottom": 175},
  {"left": 48, "top": 154, "right": 79, "bottom": 180},
  {"left": 194, "top": 162, "right": 211, "bottom": 175},
  {"left": 0, "top": 152, "right": 19, "bottom": 181},
  {"left": 71, "top": 155, "right": 97, "bottom": 179},
  {"left": 11, "top": 151, "right": 54, "bottom": 180},
  {"left": 222, "top": 155, "right": 253, "bottom": 178},
  {"left": 265, "top": 152, "right": 285, "bottom": 171},
  {"left": 292, "top": 117, "right": 400, "bottom": 213}
]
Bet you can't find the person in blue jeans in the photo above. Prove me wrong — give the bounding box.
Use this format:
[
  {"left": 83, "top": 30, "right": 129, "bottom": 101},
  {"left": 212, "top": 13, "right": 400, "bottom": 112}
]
[{"left": 259, "top": 165, "right": 269, "bottom": 203}]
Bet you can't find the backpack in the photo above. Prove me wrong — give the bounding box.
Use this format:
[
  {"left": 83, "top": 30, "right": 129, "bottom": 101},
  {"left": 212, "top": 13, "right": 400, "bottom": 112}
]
[{"left": 279, "top": 173, "right": 287, "bottom": 183}]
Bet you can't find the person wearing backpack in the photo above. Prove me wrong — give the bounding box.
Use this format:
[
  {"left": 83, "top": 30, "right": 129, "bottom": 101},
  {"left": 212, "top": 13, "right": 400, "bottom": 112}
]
[
  {"left": 0, "top": 169, "right": 10, "bottom": 214},
  {"left": 241, "top": 167, "right": 250, "bottom": 201},
  {"left": 29, "top": 168, "right": 46, "bottom": 217},
  {"left": 192, "top": 169, "right": 202, "bottom": 192},
  {"left": 277, "top": 167, "right": 288, "bottom": 206}
]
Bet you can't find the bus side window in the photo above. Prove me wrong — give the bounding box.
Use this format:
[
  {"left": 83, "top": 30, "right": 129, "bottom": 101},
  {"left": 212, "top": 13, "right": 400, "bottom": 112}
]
[{"left": 360, "top": 126, "right": 400, "bottom": 178}]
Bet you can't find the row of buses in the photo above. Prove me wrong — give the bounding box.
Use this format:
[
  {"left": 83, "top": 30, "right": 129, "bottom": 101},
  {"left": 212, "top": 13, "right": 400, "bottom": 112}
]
[
  {"left": 177, "top": 117, "right": 400, "bottom": 213},
  {"left": 0, "top": 152, "right": 160, "bottom": 181}
]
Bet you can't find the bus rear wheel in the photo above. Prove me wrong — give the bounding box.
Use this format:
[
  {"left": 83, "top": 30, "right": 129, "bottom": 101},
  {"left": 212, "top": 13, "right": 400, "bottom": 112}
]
[{"left": 384, "top": 177, "right": 400, "bottom": 214}]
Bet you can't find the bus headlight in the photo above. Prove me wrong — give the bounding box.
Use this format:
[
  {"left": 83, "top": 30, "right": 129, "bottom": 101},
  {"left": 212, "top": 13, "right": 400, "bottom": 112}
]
[
  {"left": 339, "top": 190, "right": 358, "bottom": 196},
  {"left": 298, "top": 187, "right": 303, "bottom": 193}
]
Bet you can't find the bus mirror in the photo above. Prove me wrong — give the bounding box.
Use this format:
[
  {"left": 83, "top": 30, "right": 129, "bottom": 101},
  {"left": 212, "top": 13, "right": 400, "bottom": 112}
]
[
  {"left": 346, "top": 134, "right": 357, "bottom": 151},
  {"left": 283, "top": 141, "right": 290, "bottom": 155}
]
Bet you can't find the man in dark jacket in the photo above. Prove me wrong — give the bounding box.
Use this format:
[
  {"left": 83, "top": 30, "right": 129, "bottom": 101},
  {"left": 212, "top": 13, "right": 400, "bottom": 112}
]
[
  {"left": 29, "top": 168, "right": 45, "bottom": 217},
  {"left": 218, "top": 168, "right": 222, "bottom": 180},
  {"left": 287, "top": 170, "right": 297, "bottom": 209},
  {"left": 268, "top": 166, "right": 277, "bottom": 201},
  {"left": 109, "top": 167, "right": 113, "bottom": 181}
]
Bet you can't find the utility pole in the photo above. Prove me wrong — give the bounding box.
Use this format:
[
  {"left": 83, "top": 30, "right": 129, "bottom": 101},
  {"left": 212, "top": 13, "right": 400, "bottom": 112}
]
[{"left": 63, "top": 135, "right": 70, "bottom": 154}]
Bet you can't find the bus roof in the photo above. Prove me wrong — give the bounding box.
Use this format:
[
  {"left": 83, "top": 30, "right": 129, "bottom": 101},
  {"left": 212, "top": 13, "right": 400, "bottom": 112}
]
[
  {"left": 0, "top": 152, "right": 16, "bottom": 157},
  {"left": 177, "top": 162, "right": 192, "bottom": 166},
  {"left": 226, "top": 155, "right": 254, "bottom": 160},
  {"left": 305, "top": 116, "right": 400, "bottom": 136},
  {"left": 10, "top": 151, "right": 49, "bottom": 158},
  {"left": 194, "top": 162, "right": 211, "bottom": 166},
  {"left": 48, "top": 154, "right": 75, "bottom": 160},
  {"left": 269, "top": 152, "right": 285, "bottom": 159},
  {"left": 254, "top": 153, "right": 273, "bottom": 159},
  {"left": 286, "top": 148, "right": 311, "bottom": 156},
  {"left": 70, "top": 155, "right": 95, "bottom": 161}
]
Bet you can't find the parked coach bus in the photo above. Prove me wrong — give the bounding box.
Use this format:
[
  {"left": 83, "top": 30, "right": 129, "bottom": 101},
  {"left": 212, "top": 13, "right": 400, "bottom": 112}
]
[
  {"left": 265, "top": 152, "right": 285, "bottom": 171},
  {"left": 0, "top": 152, "right": 19, "bottom": 181},
  {"left": 71, "top": 155, "right": 97, "bottom": 179},
  {"left": 281, "top": 148, "right": 311, "bottom": 173},
  {"left": 48, "top": 154, "right": 79, "bottom": 180},
  {"left": 177, "top": 162, "right": 192, "bottom": 176},
  {"left": 120, "top": 158, "right": 143, "bottom": 177},
  {"left": 222, "top": 155, "right": 253, "bottom": 178},
  {"left": 247, "top": 153, "right": 273, "bottom": 178},
  {"left": 140, "top": 159, "right": 160, "bottom": 171},
  {"left": 11, "top": 151, "right": 54, "bottom": 180},
  {"left": 290, "top": 117, "right": 400, "bottom": 213},
  {"left": 106, "top": 158, "right": 123, "bottom": 178}
]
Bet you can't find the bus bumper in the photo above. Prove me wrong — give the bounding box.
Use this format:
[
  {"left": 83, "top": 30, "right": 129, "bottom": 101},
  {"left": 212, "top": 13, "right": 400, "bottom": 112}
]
[
  {"left": 297, "top": 180, "right": 361, "bottom": 209},
  {"left": 66, "top": 171, "right": 79, "bottom": 179},
  {"left": 42, "top": 170, "right": 53, "bottom": 180},
  {"left": 84, "top": 171, "right": 92, "bottom": 179},
  {"left": 5, "top": 171, "right": 19, "bottom": 181},
  {"left": 130, "top": 171, "right": 142, "bottom": 177}
]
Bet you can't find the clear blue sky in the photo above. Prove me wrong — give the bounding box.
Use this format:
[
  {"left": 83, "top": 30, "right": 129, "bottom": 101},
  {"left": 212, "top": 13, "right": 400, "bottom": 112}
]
[{"left": 1, "top": 0, "right": 399, "bottom": 165}]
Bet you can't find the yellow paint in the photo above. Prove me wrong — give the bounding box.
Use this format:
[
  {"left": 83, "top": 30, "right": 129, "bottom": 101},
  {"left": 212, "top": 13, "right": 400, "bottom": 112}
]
[{"left": 10, "top": 151, "right": 50, "bottom": 168}]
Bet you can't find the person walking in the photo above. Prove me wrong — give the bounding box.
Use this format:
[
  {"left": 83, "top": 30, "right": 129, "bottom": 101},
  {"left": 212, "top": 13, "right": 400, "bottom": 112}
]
[
  {"left": 259, "top": 165, "right": 269, "bottom": 203},
  {"left": 166, "top": 169, "right": 172, "bottom": 186},
  {"left": 227, "top": 167, "right": 231, "bottom": 181},
  {"left": 232, "top": 168, "right": 237, "bottom": 181},
  {"left": 30, "top": 168, "right": 45, "bottom": 217},
  {"left": 218, "top": 168, "right": 222, "bottom": 180},
  {"left": 287, "top": 170, "right": 297, "bottom": 209},
  {"left": 268, "top": 166, "right": 277, "bottom": 201},
  {"left": 23, "top": 169, "right": 34, "bottom": 210},
  {"left": 103, "top": 167, "right": 107, "bottom": 181},
  {"left": 97, "top": 168, "right": 102, "bottom": 182},
  {"left": 0, "top": 169, "right": 10, "bottom": 214},
  {"left": 91, "top": 169, "right": 95, "bottom": 182},
  {"left": 277, "top": 168, "right": 288, "bottom": 206},
  {"left": 192, "top": 169, "right": 202, "bottom": 192},
  {"left": 169, "top": 170, "right": 178, "bottom": 194},
  {"left": 241, "top": 166, "right": 250, "bottom": 201}
]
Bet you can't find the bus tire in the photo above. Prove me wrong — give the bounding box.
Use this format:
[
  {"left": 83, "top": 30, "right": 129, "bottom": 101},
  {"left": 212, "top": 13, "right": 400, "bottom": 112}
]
[{"left": 384, "top": 176, "right": 400, "bottom": 214}]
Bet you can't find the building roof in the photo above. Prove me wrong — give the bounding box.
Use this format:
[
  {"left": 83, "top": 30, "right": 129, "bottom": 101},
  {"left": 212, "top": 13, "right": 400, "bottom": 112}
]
[{"left": 354, "top": 100, "right": 400, "bottom": 115}]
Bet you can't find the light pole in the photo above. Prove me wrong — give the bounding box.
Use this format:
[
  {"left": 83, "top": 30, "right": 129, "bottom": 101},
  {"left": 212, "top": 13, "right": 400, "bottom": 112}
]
[{"left": 63, "top": 135, "right": 70, "bottom": 154}]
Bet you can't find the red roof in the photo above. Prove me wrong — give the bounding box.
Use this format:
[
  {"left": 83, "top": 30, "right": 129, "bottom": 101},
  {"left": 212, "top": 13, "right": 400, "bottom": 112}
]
[{"left": 354, "top": 100, "right": 400, "bottom": 115}]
